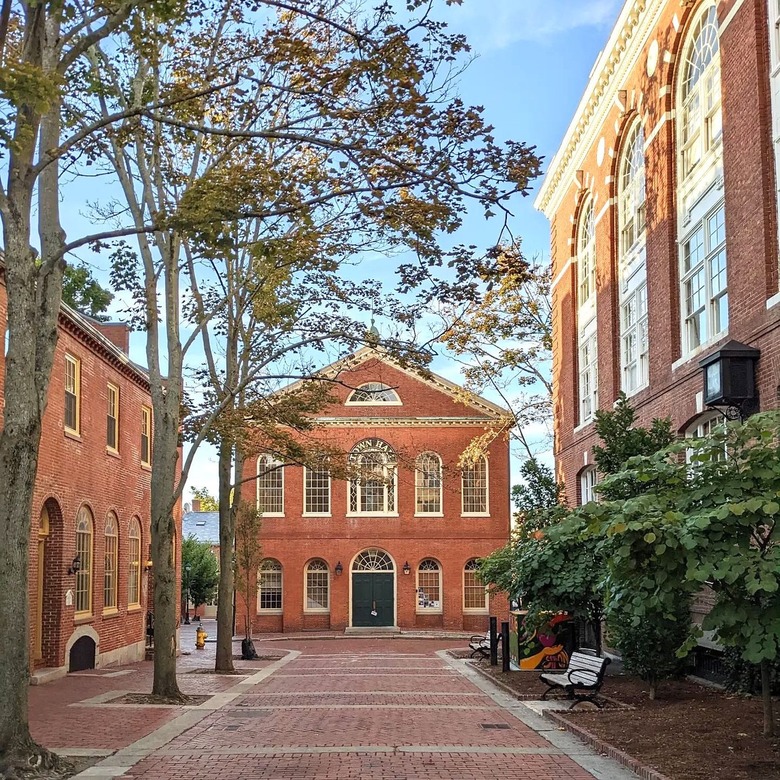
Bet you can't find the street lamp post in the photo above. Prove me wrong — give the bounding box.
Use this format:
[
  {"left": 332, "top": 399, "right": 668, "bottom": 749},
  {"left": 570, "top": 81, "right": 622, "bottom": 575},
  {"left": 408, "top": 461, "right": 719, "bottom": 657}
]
[{"left": 184, "top": 564, "right": 192, "bottom": 625}]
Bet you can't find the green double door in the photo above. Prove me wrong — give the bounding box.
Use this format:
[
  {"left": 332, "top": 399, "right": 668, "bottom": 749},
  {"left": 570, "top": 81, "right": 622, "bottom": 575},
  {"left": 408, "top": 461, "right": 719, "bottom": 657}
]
[{"left": 352, "top": 573, "right": 395, "bottom": 627}]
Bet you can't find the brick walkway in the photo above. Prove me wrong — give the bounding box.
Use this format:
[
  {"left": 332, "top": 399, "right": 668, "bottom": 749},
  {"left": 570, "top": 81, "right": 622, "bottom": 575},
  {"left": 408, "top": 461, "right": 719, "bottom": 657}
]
[{"left": 29, "top": 626, "right": 637, "bottom": 779}]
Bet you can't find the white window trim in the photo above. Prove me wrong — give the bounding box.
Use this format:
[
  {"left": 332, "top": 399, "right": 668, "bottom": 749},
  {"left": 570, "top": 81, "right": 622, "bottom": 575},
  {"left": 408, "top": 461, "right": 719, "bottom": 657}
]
[
  {"left": 345, "top": 382, "right": 402, "bottom": 406},
  {"left": 416, "top": 560, "right": 443, "bottom": 614},
  {"left": 347, "top": 441, "right": 398, "bottom": 516},
  {"left": 578, "top": 328, "right": 599, "bottom": 425},
  {"left": 414, "top": 452, "right": 443, "bottom": 517},
  {"left": 620, "top": 281, "right": 649, "bottom": 396},
  {"left": 462, "top": 561, "right": 488, "bottom": 613},
  {"left": 106, "top": 383, "right": 120, "bottom": 453},
  {"left": 64, "top": 353, "right": 81, "bottom": 435},
  {"left": 768, "top": 0, "right": 780, "bottom": 290},
  {"left": 460, "top": 456, "right": 490, "bottom": 517},
  {"left": 580, "top": 467, "right": 599, "bottom": 505},
  {"left": 257, "top": 560, "right": 283, "bottom": 614},
  {"left": 303, "top": 560, "right": 330, "bottom": 613},
  {"left": 256, "top": 455, "right": 285, "bottom": 517},
  {"left": 302, "top": 466, "right": 331, "bottom": 517}
]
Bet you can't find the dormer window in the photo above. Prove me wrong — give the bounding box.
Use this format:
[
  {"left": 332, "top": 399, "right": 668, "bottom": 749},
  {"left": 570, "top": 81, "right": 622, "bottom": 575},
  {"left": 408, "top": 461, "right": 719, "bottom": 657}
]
[{"left": 345, "top": 382, "right": 401, "bottom": 405}]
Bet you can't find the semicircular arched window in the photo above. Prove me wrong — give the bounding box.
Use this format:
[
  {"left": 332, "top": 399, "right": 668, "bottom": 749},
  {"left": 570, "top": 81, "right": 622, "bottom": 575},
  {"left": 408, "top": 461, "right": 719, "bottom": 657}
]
[
  {"left": 75, "top": 506, "right": 94, "bottom": 616},
  {"left": 416, "top": 559, "right": 442, "bottom": 612},
  {"left": 346, "top": 382, "right": 401, "bottom": 405},
  {"left": 348, "top": 439, "right": 397, "bottom": 515},
  {"left": 305, "top": 559, "right": 329, "bottom": 612},
  {"left": 352, "top": 549, "right": 394, "bottom": 571}
]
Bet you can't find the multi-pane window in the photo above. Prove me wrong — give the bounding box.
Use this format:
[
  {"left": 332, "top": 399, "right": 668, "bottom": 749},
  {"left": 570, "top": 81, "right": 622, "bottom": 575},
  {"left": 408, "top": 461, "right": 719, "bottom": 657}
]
[
  {"left": 141, "top": 406, "right": 151, "bottom": 466},
  {"left": 417, "top": 559, "right": 442, "bottom": 612},
  {"left": 580, "top": 467, "right": 599, "bottom": 505},
  {"left": 75, "top": 506, "right": 93, "bottom": 615},
  {"left": 305, "top": 559, "right": 329, "bottom": 611},
  {"left": 104, "top": 512, "right": 118, "bottom": 610},
  {"left": 463, "top": 559, "right": 487, "bottom": 611},
  {"left": 680, "top": 5, "right": 722, "bottom": 181},
  {"left": 349, "top": 439, "right": 397, "bottom": 514},
  {"left": 346, "top": 382, "right": 401, "bottom": 404},
  {"left": 106, "top": 384, "right": 119, "bottom": 451},
  {"left": 686, "top": 412, "right": 727, "bottom": 463},
  {"left": 577, "top": 201, "right": 596, "bottom": 308},
  {"left": 128, "top": 518, "right": 141, "bottom": 607},
  {"left": 681, "top": 204, "right": 728, "bottom": 352},
  {"left": 461, "top": 455, "right": 488, "bottom": 515},
  {"left": 415, "top": 452, "right": 442, "bottom": 514},
  {"left": 64, "top": 355, "right": 80, "bottom": 434},
  {"left": 257, "top": 454, "right": 284, "bottom": 515},
  {"left": 621, "top": 283, "right": 649, "bottom": 393},
  {"left": 579, "top": 333, "right": 598, "bottom": 423},
  {"left": 619, "top": 124, "right": 646, "bottom": 255},
  {"left": 258, "top": 559, "right": 283, "bottom": 611},
  {"left": 304, "top": 465, "right": 331, "bottom": 515}
]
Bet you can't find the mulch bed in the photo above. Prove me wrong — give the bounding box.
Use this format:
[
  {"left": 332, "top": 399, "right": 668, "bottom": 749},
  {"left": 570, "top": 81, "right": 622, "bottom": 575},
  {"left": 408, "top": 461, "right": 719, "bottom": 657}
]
[
  {"left": 474, "top": 661, "right": 780, "bottom": 780},
  {"left": 109, "top": 693, "right": 212, "bottom": 706}
]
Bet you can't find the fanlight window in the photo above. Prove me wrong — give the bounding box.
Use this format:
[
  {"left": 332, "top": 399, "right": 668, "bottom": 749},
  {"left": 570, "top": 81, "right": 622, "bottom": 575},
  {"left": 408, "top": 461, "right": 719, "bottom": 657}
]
[
  {"left": 352, "top": 549, "right": 394, "bottom": 571},
  {"left": 415, "top": 452, "right": 442, "bottom": 514},
  {"left": 346, "top": 382, "right": 401, "bottom": 405},
  {"left": 577, "top": 201, "right": 596, "bottom": 308},
  {"left": 258, "top": 559, "right": 282, "bottom": 611},
  {"left": 417, "top": 559, "right": 441, "bottom": 611},
  {"left": 305, "top": 559, "right": 329, "bottom": 611},
  {"left": 349, "top": 439, "right": 397, "bottom": 514},
  {"left": 619, "top": 124, "right": 646, "bottom": 256}
]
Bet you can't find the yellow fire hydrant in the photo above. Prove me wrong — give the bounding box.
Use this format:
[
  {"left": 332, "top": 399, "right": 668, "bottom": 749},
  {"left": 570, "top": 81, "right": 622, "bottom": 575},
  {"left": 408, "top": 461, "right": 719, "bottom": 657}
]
[{"left": 195, "top": 625, "right": 207, "bottom": 650}]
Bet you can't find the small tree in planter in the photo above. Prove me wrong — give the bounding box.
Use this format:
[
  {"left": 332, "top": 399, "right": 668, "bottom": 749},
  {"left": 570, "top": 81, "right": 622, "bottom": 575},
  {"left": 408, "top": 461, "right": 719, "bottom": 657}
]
[{"left": 234, "top": 505, "right": 263, "bottom": 660}]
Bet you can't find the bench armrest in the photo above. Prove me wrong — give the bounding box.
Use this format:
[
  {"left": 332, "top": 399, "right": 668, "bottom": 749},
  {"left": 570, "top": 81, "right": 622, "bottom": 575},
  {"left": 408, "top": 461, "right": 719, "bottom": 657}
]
[{"left": 567, "top": 668, "right": 600, "bottom": 686}]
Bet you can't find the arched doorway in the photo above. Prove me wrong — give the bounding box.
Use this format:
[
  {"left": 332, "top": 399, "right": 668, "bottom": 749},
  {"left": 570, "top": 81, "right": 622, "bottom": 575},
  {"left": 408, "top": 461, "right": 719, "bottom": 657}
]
[
  {"left": 34, "top": 507, "right": 50, "bottom": 662},
  {"left": 351, "top": 549, "right": 395, "bottom": 627}
]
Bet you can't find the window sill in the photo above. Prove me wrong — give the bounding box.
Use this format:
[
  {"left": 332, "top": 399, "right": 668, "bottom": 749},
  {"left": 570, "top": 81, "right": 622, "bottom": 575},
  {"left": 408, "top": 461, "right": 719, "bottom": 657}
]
[
  {"left": 106, "top": 447, "right": 120, "bottom": 459},
  {"left": 64, "top": 429, "right": 82, "bottom": 442},
  {"left": 257, "top": 609, "right": 283, "bottom": 615},
  {"left": 346, "top": 512, "right": 399, "bottom": 518},
  {"left": 460, "top": 513, "right": 490, "bottom": 518},
  {"left": 102, "top": 608, "right": 120, "bottom": 618},
  {"left": 767, "top": 291, "right": 780, "bottom": 310},
  {"left": 141, "top": 462, "right": 152, "bottom": 471},
  {"left": 302, "top": 513, "right": 331, "bottom": 518},
  {"left": 672, "top": 332, "right": 728, "bottom": 371},
  {"left": 573, "top": 418, "right": 595, "bottom": 435},
  {"left": 74, "top": 614, "right": 93, "bottom": 625},
  {"left": 127, "top": 605, "right": 142, "bottom": 613},
  {"left": 415, "top": 512, "right": 444, "bottom": 518},
  {"left": 622, "top": 382, "right": 649, "bottom": 399},
  {"left": 258, "top": 513, "right": 285, "bottom": 518},
  {"left": 463, "top": 609, "right": 489, "bottom": 615},
  {"left": 304, "top": 609, "right": 330, "bottom": 615},
  {"left": 416, "top": 610, "right": 443, "bottom": 615}
]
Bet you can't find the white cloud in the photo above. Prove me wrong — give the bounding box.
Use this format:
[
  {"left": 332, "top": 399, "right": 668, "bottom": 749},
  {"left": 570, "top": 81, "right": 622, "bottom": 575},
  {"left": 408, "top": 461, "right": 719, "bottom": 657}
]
[{"left": 440, "top": 0, "right": 624, "bottom": 50}]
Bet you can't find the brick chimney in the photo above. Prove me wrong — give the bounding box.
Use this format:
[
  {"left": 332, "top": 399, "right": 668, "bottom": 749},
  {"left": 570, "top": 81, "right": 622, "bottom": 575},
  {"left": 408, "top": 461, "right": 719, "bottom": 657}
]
[
  {"left": 191, "top": 498, "right": 202, "bottom": 513},
  {"left": 94, "top": 322, "right": 130, "bottom": 353}
]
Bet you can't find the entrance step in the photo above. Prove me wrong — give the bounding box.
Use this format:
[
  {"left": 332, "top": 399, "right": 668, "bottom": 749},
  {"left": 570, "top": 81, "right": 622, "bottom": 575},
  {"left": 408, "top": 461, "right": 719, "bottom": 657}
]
[
  {"left": 31, "top": 666, "right": 66, "bottom": 685},
  {"left": 344, "top": 626, "right": 401, "bottom": 635}
]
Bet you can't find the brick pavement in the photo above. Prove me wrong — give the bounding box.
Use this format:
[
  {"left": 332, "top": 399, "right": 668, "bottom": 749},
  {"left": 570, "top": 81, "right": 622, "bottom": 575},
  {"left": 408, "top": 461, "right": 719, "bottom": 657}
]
[{"left": 28, "top": 629, "right": 638, "bottom": 779}]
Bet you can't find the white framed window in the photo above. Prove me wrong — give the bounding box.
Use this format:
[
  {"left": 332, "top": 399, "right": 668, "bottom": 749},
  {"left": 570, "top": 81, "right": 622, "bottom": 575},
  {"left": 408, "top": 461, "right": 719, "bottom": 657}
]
[
  {"left": 348, "top": 439, "right": 397, "bottom": 515},
  {"left": 75, "top": 506, "right": 93, "bottom": 616},
  {"left": 353, "top": 548, "right": 394, "bottom": 572},
  {"left": 621, "top": 283, "right": 649, "bottom": 393},
  {"left": 463, "top": 559, "right": 488, "bottom": 612},
  {"left": 685, "top": 411, "right": 727, "bottom": 463},
  {"left": 415, "top": 452, "right": 442, "bottom": 515},
  {"left": 304, "top": 465, "right": 331, "bottom": 515},
  {"left": 64, "top": 354, "right": 81, "bottom": 434},
  {"left": 416, "top": 559, "right": 442, "bottom": 613},
  {"left": 127, "top": 517, "right": 141, "bottom": 607},
  {"left": 106, "top": 383, "right": 119, "bottom": 452},
  {"left": 103, "top": 512, "right": 118, "bottom": 611},
  {"left": 141, "top": 406, "right": 151, "bottom": 466},
  {"left": 305, "top": 559, "right": 330, "bottom": 612},
  {"left": 258, "top": 559, "right": 283, "bottom": 612},
  {"left": 461, "top": 455, "right": 488, "bottom": 515},
  {"left": 681, "top": 203, "right": 728, "bottom": 353},
  {"left": 256, "top": 454, "right": 284, "bottom": 516},
  {"left": 619, "top": 123, "right": 646, "bottom": 257},
  {"left": 577, "top": 200, "right": 596, "bottom": 311},
  {"left": 679, "top": 5, "right": 722, "bottom": 183},
  {"left": 580, "top": 466, "right": 599, "bottom": 505},
  {"left": 345, "top": 382, "right": 401, "bottom": 405},
  {"left": 578, "top": 332, "right": 598, "bottom": 424}
]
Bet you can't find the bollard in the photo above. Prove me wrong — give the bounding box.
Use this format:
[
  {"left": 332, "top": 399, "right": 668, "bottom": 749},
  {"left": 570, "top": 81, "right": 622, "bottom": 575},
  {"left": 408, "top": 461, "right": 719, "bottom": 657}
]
[
  {"left": 489, "top": 616, "right": 498, "bottom": 666},
  {"left": 501, "top": 621, "right": 510, "bottom": 672}
]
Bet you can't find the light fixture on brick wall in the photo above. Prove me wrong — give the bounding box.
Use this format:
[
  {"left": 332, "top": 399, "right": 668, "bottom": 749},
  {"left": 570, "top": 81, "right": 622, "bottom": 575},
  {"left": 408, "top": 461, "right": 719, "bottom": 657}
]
[
  {"left": 402, "top": 561, "right": 411, "bottom": 575},
  {"left": 67, "top": 554, "right": 81, "bottom": 575},
  {"left": 700, "top": 341, "right": 760, "bottom": 422},
  {"left": 334, "top": 561, "right": 343, "bottom": 576}
]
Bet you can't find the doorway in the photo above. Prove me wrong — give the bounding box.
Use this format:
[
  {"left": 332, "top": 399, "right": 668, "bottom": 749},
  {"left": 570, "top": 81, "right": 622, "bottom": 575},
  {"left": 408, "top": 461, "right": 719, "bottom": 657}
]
[{"left": 351, "top": 549, "right": 395, "bottom": 627}]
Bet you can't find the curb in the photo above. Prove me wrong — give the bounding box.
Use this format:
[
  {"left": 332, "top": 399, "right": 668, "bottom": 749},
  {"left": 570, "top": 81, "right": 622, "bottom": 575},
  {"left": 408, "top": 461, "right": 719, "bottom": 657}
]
[
  {"left": 254, "top": 632, "right": 473, "bottom": 642},
  {"left": 545, "top": 711, "right": 674, "bottom": 780}
]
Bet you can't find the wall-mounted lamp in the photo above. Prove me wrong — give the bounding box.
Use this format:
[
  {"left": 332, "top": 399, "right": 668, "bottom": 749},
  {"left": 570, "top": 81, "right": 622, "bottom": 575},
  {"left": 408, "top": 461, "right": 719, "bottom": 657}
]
[
  {"left": 402, "top": 561, "right": 411, "bottom": 576},
  {"left": 700, "top": 341, "right": 760, "bottom": 422},
  {"left": 334, "top": 561, "right": 343, "bottom": 576},
  {"left": 67, "top": 554, "right": 81, "bottom": 575},
  {"left": 144, "top": 559, "right": 153, "bottom": 572}
]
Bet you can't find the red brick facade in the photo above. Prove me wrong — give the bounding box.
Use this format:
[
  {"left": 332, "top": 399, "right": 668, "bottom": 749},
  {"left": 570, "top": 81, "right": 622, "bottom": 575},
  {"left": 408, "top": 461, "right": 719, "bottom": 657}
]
[
  {"left": 536, "top": 0, "right": 780, "bottom": 505},
  {"left": 238, "top": 350, "right": 511, "bottom": 634},
  {"left": 0, "top": 281, "right": 159, "bottom": 675}
]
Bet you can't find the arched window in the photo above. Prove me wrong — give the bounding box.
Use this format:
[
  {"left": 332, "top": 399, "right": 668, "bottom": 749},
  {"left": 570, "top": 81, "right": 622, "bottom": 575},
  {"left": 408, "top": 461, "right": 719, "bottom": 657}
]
[
  {"left": 352, "top": 548, "right": 394, "bottom": 571},
  {"left": 75, "top": 506, "right": 94, "bottom": 615},
  {"left": 348, "top": 439, "right": 397, "bottom": 515},
  {"left": 416, "top": 559, "right": 442, "bottom": 612},
  {"left": 257, "top": 454, "right": 284, "bottom": 516},
  {"left": 577, "top": 200, "right": 598, "bottom": 424},
  {"left": 461, "top": 455, "right": 488, "bottom": 515},
  {"left": 258, "top": 559, "right": 283, "bottom": 611},
  {"left": 619, "top": 124, "right": 646, "bottom": 256},
  {"left": 415, "top": 452, "right": 442, "bottom": 515},
  {"left": 104, "top": 512, "right": 118, "bottom": 610},
  {"left": 346, "top": 382, "right": 401, "bottom": 405},
  {"left": 685, "top": 411, "right": 726, "bottom": 463},
  {"left": 463, "top": 559, "right": 487, "bottom": 612},
  {"left": 305, "top": 559, "right": 329, "bottom": 611},
  {"left": 128, "top": 518, "right": 141, "bottom": 607},
  {"left": 580, "top": 466, "right": 599, "bottom": 505}
]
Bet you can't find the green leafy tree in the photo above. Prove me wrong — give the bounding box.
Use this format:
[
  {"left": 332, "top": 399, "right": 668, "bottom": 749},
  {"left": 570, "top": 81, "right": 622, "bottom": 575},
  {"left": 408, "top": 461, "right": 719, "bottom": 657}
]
[
  {"left": 190, "top": 487, "right": 218, "bottom": 512},
  {"left": 181, "top": 535, "right": 219, "bottom": 611},
  {"left": 233, "top": 504, "right": 263, "bottom": 659},
  {"left": 62, "top": 264, "right": 114, "bottom": 320},
  {"left": 512, "top": 459, "right": 563, "bottom": 519}
]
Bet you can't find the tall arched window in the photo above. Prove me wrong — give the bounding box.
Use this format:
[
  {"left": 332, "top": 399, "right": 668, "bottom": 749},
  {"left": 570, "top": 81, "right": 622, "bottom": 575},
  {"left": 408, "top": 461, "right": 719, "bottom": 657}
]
[
  {"left": 580, "top": 466, "right": 600, "bottom": 505},
  {"left": 128, "top": 518, "right": 141, "bottom": 607},
  {"left": 257, "top": 454, "right": 284, "bottom": 516},
  {"left": 348, "top": 439, "right": 397, "bottom": 515},
  {"left": 461, "top": 455, "right": 488, "bottom": 515},
  {"left": 463, "top": 559, "right": 487, "bottom": 612},
  {"left": 104, "top": 512, "right": 118, "bottom": 610},
  {"left": 577, "top": 200, "right": 598, "bottom": 423},
  {"left": 416, "top": 559, "right": 442, "bottom": 612},
  {"left": 618, "top": 122, "right": 649, "bottom": 393},
  {"left": 75, "top": 506, "right": 94, "bottom": 616},
  {"left": 305, "top": 559, "right": 329, "bottom": 612},
  {"left": 415, "top": 452, "right": 442, "bottom": 515},
  {"left": 677, "top": 4, "right": 727, "bottom": 355},
  {"left": 258, "top": 559, "right": 283, "bottom": 611}
]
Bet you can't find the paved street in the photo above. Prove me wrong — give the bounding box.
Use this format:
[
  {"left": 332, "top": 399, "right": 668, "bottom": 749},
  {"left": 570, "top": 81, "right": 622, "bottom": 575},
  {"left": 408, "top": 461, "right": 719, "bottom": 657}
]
[{"left": 30, "top": 627, "right": 636, "bottom": 780}]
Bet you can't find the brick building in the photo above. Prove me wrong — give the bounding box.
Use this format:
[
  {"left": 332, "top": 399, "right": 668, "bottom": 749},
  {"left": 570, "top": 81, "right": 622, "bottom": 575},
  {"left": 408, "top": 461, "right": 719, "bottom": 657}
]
[
  {"left": 239, "top": 348, "right": 511, "bottom": 634},
  {"left": 0, "top": 279, "right": 162, "bottom": 679}
]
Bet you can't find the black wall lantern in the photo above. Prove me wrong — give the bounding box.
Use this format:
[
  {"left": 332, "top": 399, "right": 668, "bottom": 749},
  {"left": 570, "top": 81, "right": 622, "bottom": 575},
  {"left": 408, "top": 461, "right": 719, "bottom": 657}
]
[
  {"left": 699, "top": 340, "right": 760, "bottom": 422},
  {"left": 334, "top": 561, "right": 343, "bottom": 576},
  {"left": 402, "top": 561, "right": 411, "bottom": 576},
  {"left": 67, "top": 554, "right": 81, "bottom": 575}
]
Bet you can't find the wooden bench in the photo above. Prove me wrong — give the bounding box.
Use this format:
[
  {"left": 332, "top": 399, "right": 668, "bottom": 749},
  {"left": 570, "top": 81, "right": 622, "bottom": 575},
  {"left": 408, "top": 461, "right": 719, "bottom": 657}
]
[
  {"left": 469, "top": 631, "right": 496, "bottom": 659},
  {"left": 539, "top": 651, "right": 610, "bottom": 709}
]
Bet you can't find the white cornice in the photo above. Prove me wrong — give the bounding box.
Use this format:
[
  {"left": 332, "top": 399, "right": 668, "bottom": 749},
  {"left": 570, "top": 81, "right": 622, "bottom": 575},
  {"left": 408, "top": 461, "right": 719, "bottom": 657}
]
[
  {"left": 534, "top": 0, "right": 667, "bottom": 217},
  {"left": 314, "top": 416, "right": 514, "bottom": 428}
]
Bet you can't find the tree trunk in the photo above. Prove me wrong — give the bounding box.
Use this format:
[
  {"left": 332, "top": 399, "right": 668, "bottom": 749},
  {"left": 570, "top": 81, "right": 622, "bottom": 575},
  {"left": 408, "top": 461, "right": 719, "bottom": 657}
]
[
  {"left": 215, "top": 438, "right": 236, "bottom": 672},
  {"left": 761, "top": 659, "right": 775, "bottom": 737},
  {"left": 649, "top": 679, "right": 657, "bottom": 700}
]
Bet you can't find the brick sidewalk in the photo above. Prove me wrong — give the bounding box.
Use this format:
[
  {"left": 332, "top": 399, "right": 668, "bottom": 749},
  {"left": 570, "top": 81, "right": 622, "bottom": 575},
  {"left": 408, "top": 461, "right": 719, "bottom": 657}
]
[{"left": 29, "top": 631, "right": 638, "bottom": 779}]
